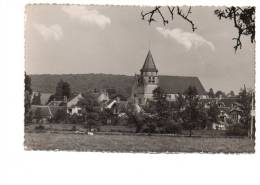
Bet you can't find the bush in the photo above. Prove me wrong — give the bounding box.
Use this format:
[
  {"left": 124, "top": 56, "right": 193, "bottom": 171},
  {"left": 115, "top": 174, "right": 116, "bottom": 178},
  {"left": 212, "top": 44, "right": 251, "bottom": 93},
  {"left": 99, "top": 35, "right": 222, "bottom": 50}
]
[
  {"left": 142, "top": 122, "right": 157, "bottom": 134},
  {"left": 69, "top": 114, "right": 84, "bottom": 124},
  {"left": 71, "top": 125, "right": 77, "bottom": 131},
  {"left": 34, "top": 125, "right": 45, "bottom": 132},
  {"left": 53, "top": 109, "right": 67, "bottom": 123},
  {"left": 163, "top": 120, "right": 182, "bottom": 134},
  {"left": 226, "top": 124, "right": 248, "bottom": 136}
]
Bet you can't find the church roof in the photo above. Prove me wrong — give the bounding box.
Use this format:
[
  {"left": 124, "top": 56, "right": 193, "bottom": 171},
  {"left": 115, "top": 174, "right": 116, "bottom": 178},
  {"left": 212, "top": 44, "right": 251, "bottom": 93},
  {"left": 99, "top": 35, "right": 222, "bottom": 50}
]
[
  {"left": 140, "top": 50, "right": 158, "bottom": 73},
  {"left": 159, "top": 76, "right": 206, "bottom": 95}
]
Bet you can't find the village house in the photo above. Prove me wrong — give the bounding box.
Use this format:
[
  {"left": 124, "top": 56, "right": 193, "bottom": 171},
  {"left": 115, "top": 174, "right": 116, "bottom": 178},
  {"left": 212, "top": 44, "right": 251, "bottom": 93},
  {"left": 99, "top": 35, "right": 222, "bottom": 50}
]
[
  {"left": 203, "top": 97, "right": 244, "bottom": 130},
  {"left": 131, "top": 50, "right": 207, "bottom": 105},
  {"left": 66, "top": 90, "right": 110, "bottom": 115}
]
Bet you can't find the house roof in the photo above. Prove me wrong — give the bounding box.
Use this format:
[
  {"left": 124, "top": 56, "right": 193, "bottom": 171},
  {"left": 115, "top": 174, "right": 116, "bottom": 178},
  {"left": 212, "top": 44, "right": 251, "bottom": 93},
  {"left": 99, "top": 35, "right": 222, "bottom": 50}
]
[
  {"left": 159, "top": 76, "right": 206, "bottom": 95},
  {"left": 31, "top": 105, "right": 67, "bottom": 118},
  {"left": 40, "top": 93, "right": 52, "bottom": 105},
  {"left": 31, "top": 105, "right": 52, "bottom": 118},
  {"left": 140, "top": 50, "right": 158, "bottom": 73},
  {"left": 217, "top": 98, "right": 240, "bottom": 107}
]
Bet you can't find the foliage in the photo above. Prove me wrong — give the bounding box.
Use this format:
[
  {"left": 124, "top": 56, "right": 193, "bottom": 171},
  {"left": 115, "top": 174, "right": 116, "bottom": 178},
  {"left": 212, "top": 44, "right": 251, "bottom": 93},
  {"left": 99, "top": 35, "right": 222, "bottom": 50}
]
[
  {"left": 162, "top": 120, "right": 182, "bottom": 134},
  {"left": 182, "top": 86, "right": 202, "bottom": 136},
  {"left": 126, "top": 110, "right": 146, "bottom": 133},
  {"left": 99, "top": 109, "right": 114, "bottom": 124},
  {"left": 225, "top": 124, "right": 248, "bottom": 136},
  {"left": 207, "top": 101, "right": 220, "bottom": 123},
  {"left": 215, "top": 90, "right": 226, "bottom": 98},
  {"left": 25, "top": 72, "right": 32, "bottom": 94},
  {"left": 25, "top": 73, "right": 32, "bottom": 124},
  {"left": 228, "top": 90, "right": 235, "bottom": 97},
  {"left": 174, "top": 93, "right": 186, "bottom": 118},
  {"left": 152, "top": 87, "right": 171, "bottom": 120},
  {"left": 69, "top": 114, "right": 84, "bottom": 124},
  {"left": 84, "top": 112, "right": 100, "bottom": 130},
  {"left": 77, "top": 92, "right": 101, "bottom": 130},
  {"left": 208, "top": 88, "right": 215, "bottom": 98},
  {"left": 71, "top": 125, "right": 77, "bottom": 131},
  {"left": 53, "top": 109, "right": 68, "bottom": 123},
  {"left": 215, "top": 6, "right": 255, "bottom": 51},
  {"left": 78, "top": 92, "right": 99, "bottom": 112},
  {"left": 34, "top": 108, "right": 42, "bottom": 123},
  {"left": 237, "top": 87, "right": 254, "bottom": 130},
  {"left": 48, "top": 80, "right": 71, "bottom": 102},
  {"left": 32, "top": 92, "right": 41, "bottom": 105},
  {"left": 34, "top": 125, "right": 45, "bottom": 131}
]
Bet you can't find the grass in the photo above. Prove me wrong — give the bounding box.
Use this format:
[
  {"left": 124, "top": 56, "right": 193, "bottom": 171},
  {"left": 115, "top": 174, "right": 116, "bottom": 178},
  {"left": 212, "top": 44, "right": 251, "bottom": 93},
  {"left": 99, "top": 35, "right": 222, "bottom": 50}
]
[{"left": 24, "top": 132, "right": 255, "bottom": 153}]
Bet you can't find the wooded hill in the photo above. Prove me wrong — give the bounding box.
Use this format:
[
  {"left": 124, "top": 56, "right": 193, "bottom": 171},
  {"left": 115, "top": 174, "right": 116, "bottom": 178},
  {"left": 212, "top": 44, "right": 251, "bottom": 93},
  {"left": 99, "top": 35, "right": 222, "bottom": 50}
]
[{"left": 30, "top": 74, "right": 135, "bottom": 98}]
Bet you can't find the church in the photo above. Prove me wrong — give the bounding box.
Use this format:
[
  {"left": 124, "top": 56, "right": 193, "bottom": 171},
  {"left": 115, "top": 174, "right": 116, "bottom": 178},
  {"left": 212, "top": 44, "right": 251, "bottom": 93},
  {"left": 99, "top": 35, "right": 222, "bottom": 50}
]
[{"left": 131, "top": 50, "right": 207, "bottom": 104}]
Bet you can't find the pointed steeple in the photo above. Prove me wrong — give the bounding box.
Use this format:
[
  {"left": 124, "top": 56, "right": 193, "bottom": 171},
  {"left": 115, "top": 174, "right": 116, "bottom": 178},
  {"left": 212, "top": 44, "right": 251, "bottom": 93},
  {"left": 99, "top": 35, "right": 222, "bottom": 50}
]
[{"left": 140, "top": 50, "right": 158, "bottom": 73}]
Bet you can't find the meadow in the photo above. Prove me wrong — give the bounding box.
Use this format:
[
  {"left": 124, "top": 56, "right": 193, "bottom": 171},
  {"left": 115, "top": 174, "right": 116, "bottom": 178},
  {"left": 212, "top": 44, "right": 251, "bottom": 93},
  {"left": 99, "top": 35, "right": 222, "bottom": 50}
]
[{"left": 24, "top": 132, "right": 255, "bottom": 153}]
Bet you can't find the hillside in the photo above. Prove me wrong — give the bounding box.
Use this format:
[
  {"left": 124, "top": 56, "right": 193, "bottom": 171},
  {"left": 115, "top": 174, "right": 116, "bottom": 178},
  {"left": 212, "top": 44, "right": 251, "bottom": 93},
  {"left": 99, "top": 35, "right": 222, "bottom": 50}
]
[{"left": 30, "top": 74, "right": 135, "bottom": 98}]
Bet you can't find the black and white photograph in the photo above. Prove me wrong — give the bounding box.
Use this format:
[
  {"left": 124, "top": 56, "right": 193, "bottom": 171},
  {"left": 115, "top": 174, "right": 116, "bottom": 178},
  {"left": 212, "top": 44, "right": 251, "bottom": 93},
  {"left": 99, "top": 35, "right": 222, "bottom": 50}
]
[
  {"left": 24, "top": 4, "right": 256, "bottom": 153},
  {"left": 2, "top": 1, "right": 260, "bottom": 185}
]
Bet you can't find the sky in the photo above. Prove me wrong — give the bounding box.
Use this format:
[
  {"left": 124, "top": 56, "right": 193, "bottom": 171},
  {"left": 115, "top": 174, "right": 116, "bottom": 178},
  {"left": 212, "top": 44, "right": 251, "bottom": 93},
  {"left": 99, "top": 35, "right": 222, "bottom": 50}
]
[{"left": 25, "top": 5, "right": 255, "bottom": 93}]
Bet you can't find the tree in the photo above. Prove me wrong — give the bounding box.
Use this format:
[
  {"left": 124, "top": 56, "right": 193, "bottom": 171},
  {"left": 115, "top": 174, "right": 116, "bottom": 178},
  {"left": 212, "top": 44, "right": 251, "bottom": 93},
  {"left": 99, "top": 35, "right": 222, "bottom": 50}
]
[
  {"left": 25, "top": 73, "right": 32, "bottom": 124},
  {"left": 152, "top": 87, "right": 170, "bottom": 120},
  {"left": 173, "top": 93, "right": 186, "bottom": 122},
  {"left": 53, "top": 108, "right": 68, "bottom": 123},
  {"left": 208, "top": 88, "right": 215, "bottom": 98},
  {"left": 237, "top": 87, "right": 254, "bottom": 134},
  {"left": 215, "top": 7, "right": 255, "bottom": 51},
  {"left": 78, "top": 92, "right": 100, "bottom": 130},
  {"left": 141, "top": 6, "right": 196, "bottom": 31},
  {"left": 182, "top": 86, "right": 201, "bottom": 136},
  {"left": 141, "top": 6, "right": 255, "bottom": 51},
  {"left": 207, "top": 101, "right": 220, "bottom": 128},
  {"left": 32, "top": 92, "right": 41, "bottom": 105},
  {"left": 48, "top": 80, "right": 71, "bottom": 102},
  {"left": 227, "top": 90, "right": 235, "bottom": 97},
  {"left": 215, "top": 90, "right": 226, "bottom": 99},
  {"left": 34, "top": 108, "right": 42, "bottom": 123}
]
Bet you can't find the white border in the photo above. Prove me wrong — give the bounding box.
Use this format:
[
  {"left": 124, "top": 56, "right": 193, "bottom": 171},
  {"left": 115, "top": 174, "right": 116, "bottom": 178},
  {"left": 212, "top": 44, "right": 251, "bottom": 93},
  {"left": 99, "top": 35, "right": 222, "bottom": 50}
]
[{"left": 0, "top": 0, "right": 259, "bottom": 185}]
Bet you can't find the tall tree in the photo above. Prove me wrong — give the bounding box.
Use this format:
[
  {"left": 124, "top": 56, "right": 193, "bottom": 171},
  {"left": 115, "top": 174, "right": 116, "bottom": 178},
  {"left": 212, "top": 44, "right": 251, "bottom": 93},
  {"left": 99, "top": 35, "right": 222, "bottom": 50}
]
[
  {"left": 183, "top": 86, "right": 201, "bottom": 136},
  {"left": 174, "top": 93, "right": 186, "bottom": 120},
  {"left": 207, "top": 101, "right": 220, "bottom": 126},
  {"left": 25, "top": 73, "right": 32, "bottom": 124},
  {"left": 238, "top": 87, "right": 254, "bottom": 133},
  {"left": 48, "top": 80, "right": 71, "bottom": 102},
  {"left": 32, "top": 92, "right": 41, "bottom": 105},
  {"left": 78, "top": 92, "right": 100, "bottom": 131},
  {"left": 208, "top": 88, "right": 215, "bottom": 98},
  {"left": 152, "top": 87, "right": 170, "bottom": 120}
]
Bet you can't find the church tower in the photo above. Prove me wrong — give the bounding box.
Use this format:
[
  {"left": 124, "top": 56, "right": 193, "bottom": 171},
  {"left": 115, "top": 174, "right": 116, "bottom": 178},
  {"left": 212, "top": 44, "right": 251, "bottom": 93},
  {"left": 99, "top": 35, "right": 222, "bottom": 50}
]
[{"left": 131, "top": 50, "right": 159, "bottom": 104}]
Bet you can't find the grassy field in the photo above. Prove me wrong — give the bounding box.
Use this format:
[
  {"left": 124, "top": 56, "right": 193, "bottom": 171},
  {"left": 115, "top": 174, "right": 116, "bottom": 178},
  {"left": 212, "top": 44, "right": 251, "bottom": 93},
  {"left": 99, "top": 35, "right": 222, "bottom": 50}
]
[{"left": 24, "top": 132, "right": 255, "bottom": 153}]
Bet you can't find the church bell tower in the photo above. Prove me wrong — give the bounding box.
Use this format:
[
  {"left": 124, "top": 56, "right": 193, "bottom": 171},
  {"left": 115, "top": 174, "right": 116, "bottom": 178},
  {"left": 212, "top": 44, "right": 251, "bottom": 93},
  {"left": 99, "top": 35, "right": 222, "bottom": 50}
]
[
  {"left": 140, "top": 50, "right": 159, "bottom": 101},
  {"left": 131, "top": 50, "right": 159, "bottom": 105}
]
